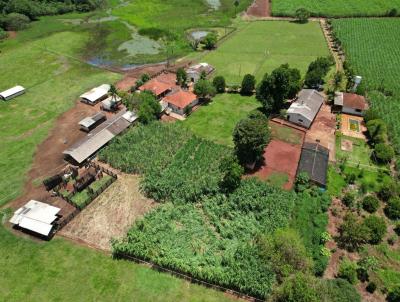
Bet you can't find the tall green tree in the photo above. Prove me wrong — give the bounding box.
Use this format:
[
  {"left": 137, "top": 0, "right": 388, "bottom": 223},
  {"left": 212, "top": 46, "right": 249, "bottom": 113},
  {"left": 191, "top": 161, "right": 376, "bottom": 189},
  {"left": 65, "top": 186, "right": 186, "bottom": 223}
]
[
  {"left": 194, "top": 79, "right": 216, "bottom": 100},
  {"left": 219, "top": 155, "right": 244, "bottom": 193},
  {"left": 240, "top": 74, "right": 256, "bottom": 96},
  {"left": 212, "top": 76, "right": 226, "bottom": 93},
  {"left": 201, "top": 32, "right": 217, "bottom": 50},
  {"left": 176, "top": 68, "right": 187, "bottom": 86}
]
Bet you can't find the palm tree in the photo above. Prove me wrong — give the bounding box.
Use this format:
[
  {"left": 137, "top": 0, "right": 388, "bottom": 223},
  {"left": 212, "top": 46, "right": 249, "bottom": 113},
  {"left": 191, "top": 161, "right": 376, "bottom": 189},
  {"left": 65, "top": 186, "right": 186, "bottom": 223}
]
[
  {"left": 234, "top": 0, "right": 240, "bottom": 15},
  {"left": 109, "top": 84, "right": 118, "bottom": 102}
]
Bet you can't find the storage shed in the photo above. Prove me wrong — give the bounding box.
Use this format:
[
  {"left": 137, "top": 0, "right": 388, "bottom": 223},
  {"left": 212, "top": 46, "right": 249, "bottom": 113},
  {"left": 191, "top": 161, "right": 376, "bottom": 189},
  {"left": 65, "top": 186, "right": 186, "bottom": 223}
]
[
  {"left": 186, "top": 63, "right": 214, "bottom": 83},
  {"left": 79, "top": 112, "right": 106, "bottom": 132},
  {"left": 80, "top": 84, "right": 110, "bottom": 105},
  {"left": 0, "top": 85, "right": 25, "bottom": 101},
  {"left": 9, "top": 200, "right": 61, "bottom": 237},
  {"left": 101, "top": 95, "right": 121, "bottom": 112},
  {"left": 297, "top": 143, "right": 329, "bottom": 188},
  {"left": 287, "top": 89, "right": 324, "bottom": 129}
]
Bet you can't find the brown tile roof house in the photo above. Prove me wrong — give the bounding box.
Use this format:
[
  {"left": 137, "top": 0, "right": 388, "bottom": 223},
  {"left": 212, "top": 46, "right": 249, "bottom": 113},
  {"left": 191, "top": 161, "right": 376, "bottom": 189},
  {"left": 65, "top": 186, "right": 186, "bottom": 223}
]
[
  {"left": 139, "top": 79, "right": 172, "bottom": 97},
  {"left": 334, "top": 92, "right": 369, "bottom": 116},
  {"left": 297, "top": 142, "right": 329, "bottom": 188},
  {"left": 164, "top": 89, "right": 197, "bottom": 110}
]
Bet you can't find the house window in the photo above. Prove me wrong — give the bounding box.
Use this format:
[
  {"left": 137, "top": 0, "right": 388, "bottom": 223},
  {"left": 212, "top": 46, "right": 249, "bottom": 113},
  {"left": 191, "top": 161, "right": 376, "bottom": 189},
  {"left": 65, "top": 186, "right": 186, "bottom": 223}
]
[
  {"left": 355, "top": 109, "right": 362, "bottom": 112},
  {"left": 298, "top": 119, "right": 304, "bottom": 123}
]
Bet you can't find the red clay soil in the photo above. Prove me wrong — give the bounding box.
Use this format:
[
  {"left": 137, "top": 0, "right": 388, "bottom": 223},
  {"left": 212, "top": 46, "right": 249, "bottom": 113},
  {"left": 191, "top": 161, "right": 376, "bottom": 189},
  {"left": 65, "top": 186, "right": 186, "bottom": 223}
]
[
  {"left": 246, "top": 0, "right": 271, "bottom": 17},
  {"left": 7, "top": 101, "right": 105, "bottom": 221},
  {"left": 249, "top": 139, "right": 303, "bottom": 190},
  {"left": 6, "top": 31, "right": 17, "bottom": 39}
]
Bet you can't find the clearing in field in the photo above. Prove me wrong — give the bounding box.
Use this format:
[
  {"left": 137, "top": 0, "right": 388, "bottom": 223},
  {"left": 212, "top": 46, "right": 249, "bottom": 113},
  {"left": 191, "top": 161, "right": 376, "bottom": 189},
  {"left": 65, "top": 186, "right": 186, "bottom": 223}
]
[
  {"left": 185, "top": 93, "right": 260, "bottom": 146},
  {"left": 272, "top": 0, "right": 400, "bottom": 17},
  {"left": 60, "top": 174, "right": 156, "bottom": 250},
  {"left": 202, "top": 20, "right": 329, "bottom": 84}
]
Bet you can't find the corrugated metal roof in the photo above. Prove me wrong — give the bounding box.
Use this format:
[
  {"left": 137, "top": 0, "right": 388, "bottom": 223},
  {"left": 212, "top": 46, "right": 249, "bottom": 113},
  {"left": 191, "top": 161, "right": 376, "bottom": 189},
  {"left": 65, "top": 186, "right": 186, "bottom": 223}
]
[
  {"left": 0, "top": 85, "right": 25, "bottom": 99},
  {"left": 297, "top": 143, "right": 329, "bottom": 187},
  {"left": 79, "top": 112, "right": 106, "bottom": 128},
  {"left": 288, "top": 89, "right": 324, "bottom": 122},
  {"left": 80, "top": 84, "right": 110, "bottom": 104}
]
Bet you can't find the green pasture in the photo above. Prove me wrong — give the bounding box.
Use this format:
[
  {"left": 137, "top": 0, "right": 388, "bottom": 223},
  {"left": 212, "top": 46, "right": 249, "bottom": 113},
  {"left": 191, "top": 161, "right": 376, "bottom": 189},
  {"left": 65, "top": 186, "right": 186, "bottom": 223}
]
[
  {"left": 201, "top": 21, "right": 329, "bottom": 84},
  {"left": 0, "top": 29, "right": 121, "bottom": 206},
  {"left": 0, "top": 211, "right": 233, "bottom": 302},
  {"left": 185, "top": 93, "right": 260, "bottom": 146},
  {"left": 272, "top": 0, "right": 400, "bottom": 17},
  {"left": 269, "top": 122, "right": 303, "bottom": 145}
]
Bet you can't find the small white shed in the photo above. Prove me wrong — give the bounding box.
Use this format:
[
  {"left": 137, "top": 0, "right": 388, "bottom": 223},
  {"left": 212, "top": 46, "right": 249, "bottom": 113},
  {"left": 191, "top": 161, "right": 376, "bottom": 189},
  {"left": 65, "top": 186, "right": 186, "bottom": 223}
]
[
  {"left": 80, "top": 84, "right": 110, "bottom": 105},
  {"left": 0, "top": 85, "right": 25, "bottom": 101}
]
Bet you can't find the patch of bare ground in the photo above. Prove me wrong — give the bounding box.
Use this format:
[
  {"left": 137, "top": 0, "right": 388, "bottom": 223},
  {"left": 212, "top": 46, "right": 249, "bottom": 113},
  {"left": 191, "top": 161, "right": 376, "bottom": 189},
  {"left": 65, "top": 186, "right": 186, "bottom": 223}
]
[
  {"left": 59, "top": 174, "right": 156, "bottom": 251},
  {"left": 245, "top": 0, "right": 271, "bottom": 17}
]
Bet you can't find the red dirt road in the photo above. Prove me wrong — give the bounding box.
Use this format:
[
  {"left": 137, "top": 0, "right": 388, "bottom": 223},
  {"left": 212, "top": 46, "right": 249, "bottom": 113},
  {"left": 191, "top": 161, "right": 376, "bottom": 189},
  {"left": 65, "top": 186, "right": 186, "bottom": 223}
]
[
  {"left": 246, "top": 0, "right": 271, "bottom": 17},
  {"left": 250, "top": 139, "right": 303, "bottom": 190}
]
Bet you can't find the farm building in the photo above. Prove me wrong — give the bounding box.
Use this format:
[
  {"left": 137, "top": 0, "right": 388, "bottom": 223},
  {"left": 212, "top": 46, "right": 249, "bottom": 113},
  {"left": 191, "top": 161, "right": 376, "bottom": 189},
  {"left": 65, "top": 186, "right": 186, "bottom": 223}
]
[
  {"left": 163, "top": 89, "right": 198, "bottom": 116},
  {"left": 101, "top": 95, "right": 122, "bottom": 112},
  {"left": 297, "top": 142, "right": 329, "bottom": 188},
  {"left": 139, "top": 78, "right": 173, "bottom": 99},
  {"left": 63, "top": 110, "right": 134, "bottom": 164},
  {"left": 186, "top": 63, "right": 214, "bottom": 83},
  {"left": 333, "top": 92, "right": 369, "bottom": 116},
  {"left": 79, "top": 112, "right": 106, "bottom": 132},
  {"left": 287, "top": 89, "right": 325, "bottom": 129},
  {"left": 9, "top": 200, "right": 61, "bottom": 238},
  {"left": 80, "top": 84, "right": 110, "bottom": 105},
  {"left": 122, "top": 111, "right": 138, "bottom": 123},
  {"left": 0, "top": 85, "right": 25, "bottom": 101}
]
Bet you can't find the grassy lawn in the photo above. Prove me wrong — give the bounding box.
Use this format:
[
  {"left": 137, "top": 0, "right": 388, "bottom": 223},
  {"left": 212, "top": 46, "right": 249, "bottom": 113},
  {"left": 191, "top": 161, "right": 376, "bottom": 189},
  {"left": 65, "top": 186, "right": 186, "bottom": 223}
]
[
  {"left": 265, "top": 172, "right": 289, "bottom": 188},
  {"left": 185, "top": 93, "right": 260, "bottom": 146},
  {"left": 0, "top": 27, "right": 121, "bottom": 207},
  {"left": 201, "top": 20, "right": 329, "bottom": 84},
  {"left": 0, "top": 211, "right": 234, "bottom": 302},
  {"left": 272, "top": 0, "right": 400, "bottom": 17},
  {"left": 269, "top": 122, "right": 303, "bottom": 145},
  {"left": 336, "top": 135, "right": 374, "bottom": 168}
]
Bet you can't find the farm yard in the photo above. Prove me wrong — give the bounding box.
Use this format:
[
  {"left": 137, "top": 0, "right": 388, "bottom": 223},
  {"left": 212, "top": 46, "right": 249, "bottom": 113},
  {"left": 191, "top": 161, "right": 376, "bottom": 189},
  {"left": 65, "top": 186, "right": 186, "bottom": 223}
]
[
  {"left": 272, "top": 0, "right": 400, "bottom": 17},
  {"left": 185, "top": 94, "right": 260, "bottom": 146},
  {"left": 201, "top": 20, "right": 329, "bottom": 84}
]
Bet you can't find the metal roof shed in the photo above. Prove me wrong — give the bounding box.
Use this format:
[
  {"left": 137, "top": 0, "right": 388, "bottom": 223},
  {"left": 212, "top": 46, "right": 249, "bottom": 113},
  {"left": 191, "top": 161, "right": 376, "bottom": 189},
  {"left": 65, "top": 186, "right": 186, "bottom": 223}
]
[
  {"left": 0, "top": 85, "right": 25, "bottom": 101},
  {"left": 80, "top": 84, "right": 110, "bottom": 105},
  {"left": 79, "top": 112, "right": 106, "bottom": 132}
]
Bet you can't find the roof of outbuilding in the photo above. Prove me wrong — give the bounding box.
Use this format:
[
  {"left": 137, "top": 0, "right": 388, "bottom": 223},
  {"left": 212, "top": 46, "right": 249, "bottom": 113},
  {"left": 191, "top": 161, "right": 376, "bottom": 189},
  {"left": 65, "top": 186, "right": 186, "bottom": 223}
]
[
  {"left": 163, "top": 89, "right": 197, "bottom": 109},
  {"left": 343, "top": 93, "right": 368, "bottom": 110},
  {"left": 287, "top": 89, "right": 324, "bottom": 122},
  {"left": 79, "top": 112, "right": 106, "bottom": 128},
  {"left": 0, "top": 85, "right": 25, "bottom": 99},
  {"left": 80, "top": 84, "right": 110, "bottom": 103},
  {"left": 297, "top": 142, "right": 329, "bottom": 187}
]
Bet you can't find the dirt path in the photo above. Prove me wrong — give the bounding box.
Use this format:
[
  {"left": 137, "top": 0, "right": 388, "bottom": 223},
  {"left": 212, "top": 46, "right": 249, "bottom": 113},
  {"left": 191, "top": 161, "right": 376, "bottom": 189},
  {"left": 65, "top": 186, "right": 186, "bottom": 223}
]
[
  {"left": 245, "top": 0, "right": 271, "bottom": 17},
  {"left": 59, "top": 174, "right": 156, "bottom": 251},
  {"left": 320, "top": 19, "right": 343, "bottom": 72}
]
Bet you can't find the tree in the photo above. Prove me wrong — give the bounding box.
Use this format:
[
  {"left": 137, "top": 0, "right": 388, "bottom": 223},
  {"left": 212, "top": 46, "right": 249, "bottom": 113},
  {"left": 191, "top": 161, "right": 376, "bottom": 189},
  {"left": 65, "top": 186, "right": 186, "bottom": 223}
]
[
  {"left": 342, "top": 192, "right": 355, "bottom": 208},
  {"left": 304, "top": 57, "right": 333, "bottom": 88},
  {"left": 333, "top": 71, "right": 344, "bottom": 89},
  {"left": 385, "top": 197, "right": 400, "bottom": 220},
  {"left": 338, "top": 213, "right": 370, "bottom": 251},
  {"left": 194, "top": 79, "right": 216, "bottom": 100},
  {"left": 378, "top": 181, "right": 399, "bottom": 202},
  {"left": 295, "top": 8, "right": 311, "bottom": 23},
  {"left": 260, "top": 228, "right": 313, "bottom": 282},
  {"left": 269, "top": 272, "right": 319, "bottom": 302},
  {"left": 387, "top": 287, "right": 400, "bottom": 302},
  {"left": 295, "top": 172, "right": 310, "bottom": 192},
  {"left": 362, "top": 195, "right": 380, "bottom": 213},
  {"left": 256, "top": 64, "right": 301, "bottom": 113},
  {"left": 240, "top": 74, "right": 256, "bottom": 95},
  {"left": 137, "top": 91, "right": 161, "bottom": 124},
  {"left": 212, "top": 76, "right": 226, "bottom": 93},
  {"left": 364, "top": 109, "right": 380, "bottom": 123},
  {"left": 176, "top": 68, "right": 187, "bottom": 86},
  {"left": 374, "top": 143, "right": 394, "bottom": 163},
  {"left": 3, "top": 13, "right": 30, "bottom": 30},
  {"left": 338, "top": 259, "right": 358, "bottom": 285},
  {"left": 233, "top": 114, "right": 270, "bottom": 167},
  {"left": 201, "top": 32, "right": 217, "bottom": 50},
  {"left": 366, "top": 119, "right": 388, "bottom": 144},
  {"left": 219, "top": 155, "right": 244, "bottom": 193},
  {"left": 363, "top": 215, "right": 386, "bottom": 244},
  {"left": 234, "top": 0, "right": 240, "bottom": 15},
  {"left": 135, "top": 73, "right": 151, "bottom": 89},
  {"left": 109, "top": 84, "right": 118, "bottom": 101},
  {"left": 0, "top": 28, "right": 8, "bottom": 40}
]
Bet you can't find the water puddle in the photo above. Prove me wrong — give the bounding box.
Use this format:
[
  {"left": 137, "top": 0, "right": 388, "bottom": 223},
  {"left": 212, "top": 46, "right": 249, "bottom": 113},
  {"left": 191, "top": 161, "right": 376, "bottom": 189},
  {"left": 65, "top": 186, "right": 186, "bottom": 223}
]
[{"left": 206, "top": 0, "right": 221, "bottom": 10}]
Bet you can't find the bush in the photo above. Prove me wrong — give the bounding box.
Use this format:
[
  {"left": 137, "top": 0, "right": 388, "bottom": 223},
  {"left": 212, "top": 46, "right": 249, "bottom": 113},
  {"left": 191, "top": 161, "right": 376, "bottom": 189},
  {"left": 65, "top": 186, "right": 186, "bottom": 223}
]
[
  {"left": 366, "top": 119, "right": 388, "bottom": 144},
  {"left": 320, "top": 279, "right": 361, "bottom": 302},
  {"left": 378, "top": 181, "right": 399, "bottom": 202},
  {"left": 374, "top": 143, "right": 395, "bottom": 163},
  {"left": 394, "top": 223, "right": 400, "bottom": 236},
  {"left": 240, "top": 74, "right": 256, "bottom": 95},
  {"left": 366, "top": 282, "right": 376, "bottom": 293},
  {"left": 338, "top": 213, "right": 370, "bottom": 251},
  {"left": 338, "top": 259, "right": 358, "bottom": 285},
  {"left": 3, "top": 13, "right": 30, "bottom": 31},
  {"left": 201, "top": 32, "right": 217, "bottom": 50},
  {"left": 295, "top": 8, "right": 311, "bottom": 23},
  {"left": 218, "top": 155, "right": 244, "bottom": 193},
  {"left": 363, "top": 215, "right": 387, "bottom": 244},
  {"left": 270, "top": 272, "right": 319, "bottom": 302},
  {"left": 387, "top": 286, "right": 400, "bottom": 302},
  {"left": 385, "top": 197, "right": 400, "bottom": 220},
  {"left": 212, "top": 76, "right": 226, "bottom": 93},
  {"left": 362, "top": 195, "right": 380, "bottom": 213},
  {"left": 342, "top": 192, "right": 355, "bottom": 208},
  {"left": 386, "top": 8, "right": 398, "bottom": 17},
  {"left": 0, "top": 28, "right": 8, "bottom": 40}
]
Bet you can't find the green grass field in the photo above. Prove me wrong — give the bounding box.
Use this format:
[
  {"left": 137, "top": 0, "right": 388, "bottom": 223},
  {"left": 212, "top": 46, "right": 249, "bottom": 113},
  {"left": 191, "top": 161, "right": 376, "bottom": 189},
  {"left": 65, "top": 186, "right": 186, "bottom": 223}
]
[
  {"left": 272, "top": 0, "right": 400, "bottom": 17},
  {"left": 0, "top": 211, "right": 234, "bottom": 302},
  {"left": 185, "top": 93, "right": 260, "bottom": 146},
  {"left": 331, "top": 18, "right": 400, "bottom": 152},
  {"left": 201, "top": 21, "right": 329, "bottom": 84}
]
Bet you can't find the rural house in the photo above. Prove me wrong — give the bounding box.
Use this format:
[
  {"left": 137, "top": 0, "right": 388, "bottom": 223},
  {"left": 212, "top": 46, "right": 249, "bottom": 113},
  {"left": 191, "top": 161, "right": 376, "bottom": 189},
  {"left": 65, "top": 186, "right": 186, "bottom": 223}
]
[
  {"left": 163, "top": 89, "right": 198, "bottom": 116},
  {"left": 333, "top": 92, "right": 369, "bottom": 116},
  {"left": 9, "top": 200, "right": 61, "bottom": 238},
  {"left": 297, "top": 143, "right": 329, "bottom": 188},
  {"left": 287, "top": 89, "right": 325, "bottom": 128},
  {"left": 0, "top": 85, "right": 25, "bottom": 101},
  {"left": 139, "top": 78, "right": 173, "bottom": 99},
  {"left": 186, "top": 63, "right": 214, "bottom": 83},
  {"left": 80, "top": 84, "right": 110, "bottom": 105},
  {"left": 79, "top": 112, "right": 106, "bottom": 132}
]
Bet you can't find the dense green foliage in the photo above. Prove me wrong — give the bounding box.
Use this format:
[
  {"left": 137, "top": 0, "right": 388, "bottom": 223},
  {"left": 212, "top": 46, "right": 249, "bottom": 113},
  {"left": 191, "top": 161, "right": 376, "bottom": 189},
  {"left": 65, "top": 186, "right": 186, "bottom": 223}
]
[
  {"left": 240, "top": 74, "right": 256, "bottom": 96},
  {"left": 304, "top": 56, "right": 333, "bottom": 88},
  {"left": 218, "top": 155, "right": 244, "bottom": 193},
  {"left": 362, "top": 195, "right": 380, "bottom": 213},
  {"left": 212, "top": 75, "right": 226, "bottom": 93},
  {"left": 272, "top": 0, "right": 400, "bottom": 17},
  {"left": 113, "top": 179, "right": 296, "bottom": 298},
  {"left": 363, "top": 215, "right": 387, "bottom": 244},
  {"left": 99, "top": 122, "right": 192, "bottom": 174},
  {"left": 338, "top": 213, "right": 370, "bottom": 251},
  {"left": 338, "top": 258, "right": 358, "bottom": 284},
  {"left": 331, "top": 19, "right": 400, "bottom": 152},
  {"left": 194, "top": 79, "right": 216, "bottom": 100},
  {"left": 385, "top": 197, "right": 400, "bottom": 220},
  {"left": 142, "top": 137, "right": 230, "bottom": 203}
]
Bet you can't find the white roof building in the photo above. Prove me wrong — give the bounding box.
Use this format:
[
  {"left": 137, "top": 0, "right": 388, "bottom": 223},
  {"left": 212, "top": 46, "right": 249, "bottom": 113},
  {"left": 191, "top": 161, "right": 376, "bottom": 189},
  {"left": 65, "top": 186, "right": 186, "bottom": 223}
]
[
  {"left": 80, "top": 84, "right": 110, "bottom": 104},
  {"left": 9, "top": 200, "right": 61, "bottom": 237},
  {"left": 0, "top": 85, "right": 25, "bottom": 101},
  {"left": 122, "top": 111, "right": 138, "bottom": 123}
]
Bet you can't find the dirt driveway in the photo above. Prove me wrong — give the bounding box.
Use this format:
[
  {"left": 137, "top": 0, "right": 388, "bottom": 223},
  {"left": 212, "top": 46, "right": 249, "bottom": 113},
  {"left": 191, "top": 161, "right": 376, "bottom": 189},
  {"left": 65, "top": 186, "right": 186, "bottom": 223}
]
[
  {"left": 306, "top": 104, "right": 336, "bottom": 162},
  {"left": 59, "top": 174, "right": 156, "bottom": 251}
]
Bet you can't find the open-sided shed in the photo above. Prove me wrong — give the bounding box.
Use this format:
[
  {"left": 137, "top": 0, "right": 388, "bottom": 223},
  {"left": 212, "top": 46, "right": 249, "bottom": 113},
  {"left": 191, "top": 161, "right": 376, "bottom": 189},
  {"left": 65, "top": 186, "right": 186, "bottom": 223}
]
[{"left": 0, "top": 85, "right": 25, "bottom": 101}]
